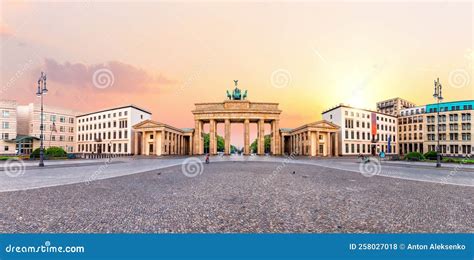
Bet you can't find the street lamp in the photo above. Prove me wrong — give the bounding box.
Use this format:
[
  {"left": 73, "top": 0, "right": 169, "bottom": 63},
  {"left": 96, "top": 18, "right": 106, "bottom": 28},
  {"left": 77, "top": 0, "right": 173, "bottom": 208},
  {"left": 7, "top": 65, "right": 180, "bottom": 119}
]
[
  {"left": 433, "top": 77, "right": 443, "bottom": 168},
  {"left": 36, "top": 72, "right": 48, "bottom": 167}
]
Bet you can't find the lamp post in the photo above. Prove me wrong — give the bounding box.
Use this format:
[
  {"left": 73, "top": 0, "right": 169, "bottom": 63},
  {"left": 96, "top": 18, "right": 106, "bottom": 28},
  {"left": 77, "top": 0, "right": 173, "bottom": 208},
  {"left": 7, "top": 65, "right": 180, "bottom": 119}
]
[
  {"left": 433, "top": 77, "right": 443, "bottom": 168},
  {"left": 36, "top": 72, "right": 48, "bottom": 167}
]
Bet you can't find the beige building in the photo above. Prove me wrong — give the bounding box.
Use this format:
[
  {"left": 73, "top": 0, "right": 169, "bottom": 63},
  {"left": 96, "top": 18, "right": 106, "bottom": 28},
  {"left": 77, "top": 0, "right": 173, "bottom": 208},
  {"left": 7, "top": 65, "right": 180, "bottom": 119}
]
[
  {"left": 398, "top": 106, "right": 425, "bottom": 155},
  {"left": 0, "top": 100, "right": 18, "bottom": 155},
  {"left": 424, "top": 100, "right": 473, "bottom": 156},
  {"left": 376, "top": 97, "right": 416, "bottom": 116},
  {"left": 132, "top": 120, "right": 193, "bottom": 156},
  {"left": 16, "top": 103, "right": 79, "bottom": 153},
  {"left": 76, "top": 105, "right": 151, "bottom": 155},
  {"left": 322, "top": 104, "right": 398, "bottom": 156}
]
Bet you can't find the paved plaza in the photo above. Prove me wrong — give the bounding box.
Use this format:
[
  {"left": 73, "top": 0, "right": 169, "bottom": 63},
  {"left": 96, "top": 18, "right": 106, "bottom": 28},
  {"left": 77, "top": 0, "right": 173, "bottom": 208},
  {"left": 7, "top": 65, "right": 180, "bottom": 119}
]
[{"left": 0, "top": 157, "right": 473, "bottom": 233}]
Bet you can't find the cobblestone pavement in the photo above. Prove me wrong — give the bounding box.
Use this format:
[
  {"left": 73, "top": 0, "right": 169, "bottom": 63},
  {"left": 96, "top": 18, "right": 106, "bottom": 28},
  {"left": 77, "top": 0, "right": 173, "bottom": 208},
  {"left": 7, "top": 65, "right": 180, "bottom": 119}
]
[
  {"left": 0, "top": 162, "right": 472, "bottom": 233},
  {"left": 1, "top": 155, "right": 473, "bottom": 192}
]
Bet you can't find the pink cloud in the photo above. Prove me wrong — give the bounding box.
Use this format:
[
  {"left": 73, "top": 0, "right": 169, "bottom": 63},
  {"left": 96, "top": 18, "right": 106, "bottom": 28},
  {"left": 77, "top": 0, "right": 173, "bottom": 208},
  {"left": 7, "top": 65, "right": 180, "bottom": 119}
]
[{"left": 42, "top": 58, "right": 176, "bottom": 92}]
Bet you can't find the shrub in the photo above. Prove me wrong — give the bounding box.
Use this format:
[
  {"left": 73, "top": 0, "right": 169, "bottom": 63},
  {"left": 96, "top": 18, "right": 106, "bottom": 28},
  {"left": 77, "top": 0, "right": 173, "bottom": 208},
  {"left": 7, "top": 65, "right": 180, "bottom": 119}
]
[
  {"left": 30, "top": 148, "right": 41, "bottom": 159},
  {"left": 0, "top": 156, "right": 19, "bottom": 161},
  {"left": 423, "top": 151, "right": 437, "bottom": 160},
  {"left": 424, "top": 151, "right": 443, "bottom": 160},
  {"left": 404, "top": 152, "right": 424, "bottom": 161},
  {"left": 45, "top": 147, "right": 67, "bottom": 158},
  {"left": 444, "top": 158, "right": 457, "bottom": 163}
]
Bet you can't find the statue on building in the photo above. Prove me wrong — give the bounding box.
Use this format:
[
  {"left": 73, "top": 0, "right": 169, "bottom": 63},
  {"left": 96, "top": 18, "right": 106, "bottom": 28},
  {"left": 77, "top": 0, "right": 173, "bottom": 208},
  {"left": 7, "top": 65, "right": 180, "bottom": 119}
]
[{"left": 227, "top": 80, "right": 247, "bottom": 100}]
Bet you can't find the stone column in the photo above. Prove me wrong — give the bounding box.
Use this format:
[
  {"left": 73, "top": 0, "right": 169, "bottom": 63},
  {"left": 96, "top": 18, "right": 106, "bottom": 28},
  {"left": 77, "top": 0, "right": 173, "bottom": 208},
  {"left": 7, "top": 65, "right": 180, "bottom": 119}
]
[
  {"left": 281, "top": 135, "right": 285, "bottom": 155},
  {"left": 209, "top": 119, "right": 217, "bottom": 155},
  {"left": 176, "top": 134, "right": 179, "bottom": 154},
  {"left": 297, "top": 134, "right": 301, "bottom": 155},
  {"left": 327, "top": 132, "right": 332, "bottom": 157},
  {"left": 153, "top": 130, "right": 157, "bottom": 156},
  {"left": 315, "top": 131, "right": 320, "bottom": 156},
  {"left": 161, "top": 130, "right": 165, "bottom": 155},
  {"left": 177, "top": 134, "right": 180, "bottom": 155},
  {"left": 270, "top": 121, "right": 275, "bottom": 155},
  {"left": 134, "top": 131, "right": 139, "bottom": 155},
  {"left": 172, "top": 133, "right": 176, "bottom": 155},
  {"left": 307, "top": 130, "right": 312, "bottom": 156},
  {"left": 141, "top": 131, "right": 146, "bottom": 155},
  {"left": 194, "top": 120, "right": 201, "bottom": 155},
  {"left": 334, "top": 132, "right": 339, "bottom": 156},
  {"left": 244, "top": 119, "right": 250, "bottom": 155},
  {"left": 174, "top": 133, "right": 177, "bottom": 154},
  {"left": 290, "top": 135, "right": 295, "bottom": 154},
  {"left": 273, "top": 120, "right": 280, "bottom": 155},
  {"left": 224, "top": 119, "right": 231, "bottom": 155},
  {"left": 257, "top": 119, "right": 265, "bottom": 155}
]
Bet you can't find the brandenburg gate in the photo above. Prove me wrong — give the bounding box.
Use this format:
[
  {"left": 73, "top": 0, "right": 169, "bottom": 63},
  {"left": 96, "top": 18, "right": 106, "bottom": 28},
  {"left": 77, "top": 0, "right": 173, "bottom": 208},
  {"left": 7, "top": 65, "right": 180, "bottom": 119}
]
[
  {"left": 192, "top": 80, "right": 282, "bottom": 155},
  {"left": 133, "top": 80, "right": 339, "bottom": 157}
]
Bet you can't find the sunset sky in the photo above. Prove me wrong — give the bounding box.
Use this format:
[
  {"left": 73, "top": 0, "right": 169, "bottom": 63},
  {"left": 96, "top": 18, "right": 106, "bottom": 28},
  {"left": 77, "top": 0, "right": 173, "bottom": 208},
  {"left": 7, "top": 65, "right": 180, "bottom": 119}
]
[{"left": 1, "top": 1, "right": 473, "bottom": 146}]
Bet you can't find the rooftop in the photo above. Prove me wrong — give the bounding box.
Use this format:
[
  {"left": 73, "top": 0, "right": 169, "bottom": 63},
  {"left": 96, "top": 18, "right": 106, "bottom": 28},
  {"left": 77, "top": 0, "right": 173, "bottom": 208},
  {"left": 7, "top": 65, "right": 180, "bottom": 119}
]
[{"left": 78, "top": 104, "right": 152, "bottom": 117}]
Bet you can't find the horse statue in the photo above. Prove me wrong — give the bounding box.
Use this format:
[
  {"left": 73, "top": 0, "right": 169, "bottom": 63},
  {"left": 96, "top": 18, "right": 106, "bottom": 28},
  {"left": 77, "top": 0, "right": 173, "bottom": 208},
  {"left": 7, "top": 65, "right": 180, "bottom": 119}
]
[{"left": 226, "top": 80, "right": 247, "bottom": 100}]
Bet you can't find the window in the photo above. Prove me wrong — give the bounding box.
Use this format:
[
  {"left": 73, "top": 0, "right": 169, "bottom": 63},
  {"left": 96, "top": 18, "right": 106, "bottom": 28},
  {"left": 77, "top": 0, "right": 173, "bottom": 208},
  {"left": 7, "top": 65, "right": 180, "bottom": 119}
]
[
  {"left": 1, "top": 133, "right": 9, "bottom": 140},
  {"left": 2, "top": 122, "right": 9, "bottom": 129},
  {"left": 2, "top": 110, "right": 9, "bottom": 117}
]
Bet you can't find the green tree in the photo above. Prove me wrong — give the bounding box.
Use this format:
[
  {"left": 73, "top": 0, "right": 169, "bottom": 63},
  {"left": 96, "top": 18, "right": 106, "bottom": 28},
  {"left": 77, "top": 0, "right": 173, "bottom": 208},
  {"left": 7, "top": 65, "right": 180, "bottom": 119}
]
[
  {"left": 250, "top": 135, "right": 271, "bottom": 153},
  {"left": 203, "top": 133, "right": 225, "bottom": 153}
]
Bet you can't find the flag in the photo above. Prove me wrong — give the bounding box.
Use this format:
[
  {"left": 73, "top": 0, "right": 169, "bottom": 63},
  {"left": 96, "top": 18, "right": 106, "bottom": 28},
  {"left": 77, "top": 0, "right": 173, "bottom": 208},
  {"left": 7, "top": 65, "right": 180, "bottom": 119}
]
[{"left": 387, "top": 135, "right": 391, "bottom": 153}]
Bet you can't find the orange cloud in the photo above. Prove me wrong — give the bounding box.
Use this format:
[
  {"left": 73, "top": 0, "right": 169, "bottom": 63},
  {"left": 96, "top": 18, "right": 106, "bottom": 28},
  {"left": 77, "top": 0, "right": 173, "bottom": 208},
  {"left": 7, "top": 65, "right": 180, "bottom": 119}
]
[{"left": 0, "top": 23, "right": 13, "bottom": 37}]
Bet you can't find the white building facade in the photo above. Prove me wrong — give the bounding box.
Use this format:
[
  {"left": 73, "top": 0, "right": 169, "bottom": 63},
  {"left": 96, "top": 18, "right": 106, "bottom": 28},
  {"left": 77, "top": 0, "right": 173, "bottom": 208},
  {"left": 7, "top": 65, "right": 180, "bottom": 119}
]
[
  {"left": 16, "top": 103, "right": 79, "bottom": 153},
  {"left": 76, "top": 105, "right": 151, "bottom": 155},
  {"left": 322, "top": 105, "right": 397, "bottom": 156},
  {"left": 0, "top": 100, "right": 18, "bottom": 155}
]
